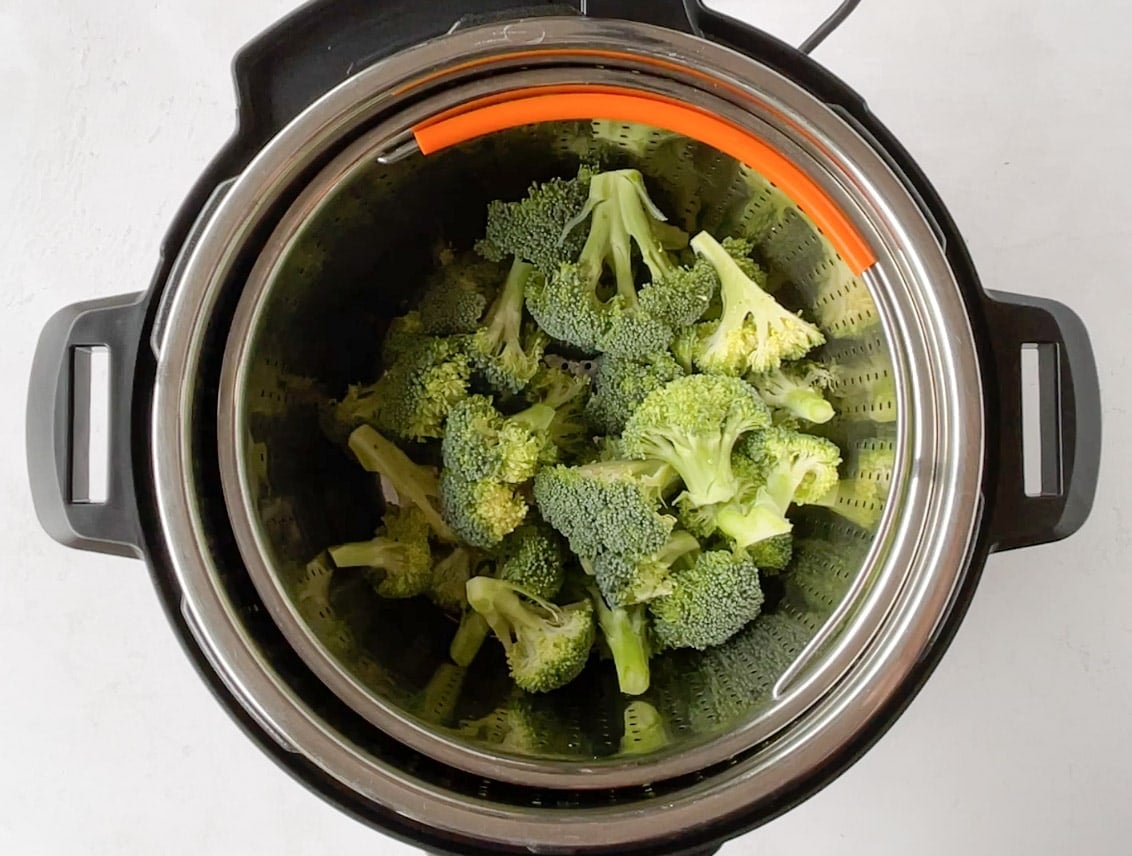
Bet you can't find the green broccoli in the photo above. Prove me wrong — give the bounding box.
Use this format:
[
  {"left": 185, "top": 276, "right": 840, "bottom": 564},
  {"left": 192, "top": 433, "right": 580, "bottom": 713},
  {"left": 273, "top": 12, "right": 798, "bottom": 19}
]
[
  {"left": 748, "top": 361, "right": 835, "bottom": 425},
  {"left": 449, "top": 524, "right": 565, "bottom": 666},
  {"left": 533, "top": 458, "right": 681, "bottom": 572},
  {"left": 442, "top": 394, "right": 555, "bottom": 484},
  {"left": 466, "top": 258, "right": 547, "bottom": 394},
  {"left": 684, "top": 231, "right": 825, "bottom": 375},
  {"left": 428, "top": 546, "right": 476, "bottom": 614},
  {"left": 620, "top": 374, "right": 772, "bottom": 506},
  {"left": 525, "top": 169, "right": 715, "bottom": 357},
  {"left": 329, "top": 506, "right": 433, "bottom": 599},
  {"left": 450, "top": 611, "right": 491, "bottom": 668},
  {"left": 589, "top": 530, "right": 700, "bottom": 609},
  {"left": 648, "top": 550, "right": 764, "bottom": 651},
  {"left": 496, "top": 523, "right": 567, "bottom": 600},
  {"left": 588, "top": 584, "right": 654, "bottom": 695},
  {"left": 331, "top": 336, "right": 471, "bottom": 443},
  {"left": 466, "top": 576, "right": 596, "bottom": 693},
  {"left": 347, "top": 425, "right": 456, "bottom": 542},
  {"left": 619, "top": 700, "right": 671, "bottom": 755},
  {"left": 419, "top": 251, "right": 502, "bottom": 335},
  {"left": 746, "top": 532, "right": 794, "bottom": 572},
  {"left": 584, "top": 351, "right": 685, "bottom": 435},
  {"left": 478, "top": 169, "right": 592, "bottom": 274},
  {"left": 439, "top": 468, "right": 528, "bottom": 549},
  {"left": 524, "top": 365, "right": 594, "bottom": 460},
  {"left": 380, "top": 310, "right": 427, "bottom": 367},
  {"left": 704, "top": 428, "right": 842, "bottom": 552}
]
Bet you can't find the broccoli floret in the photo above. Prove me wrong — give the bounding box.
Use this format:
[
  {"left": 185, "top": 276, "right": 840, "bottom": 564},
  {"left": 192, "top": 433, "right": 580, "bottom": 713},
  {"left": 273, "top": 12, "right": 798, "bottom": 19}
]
[
  {"left": 428, "top": 546, "right": 476, "bottom": 614},
  {"left": 637, "top": 255, "right": 719, "bottom": 327},
  {"left": 590, "top": 530, "right": 700, "bottom": 609},
  {"left": 449, "top": 524, "right": 564, "bottom": 666},
  {"left": 749, "top": 361, "right": 835, "bottom": 424},
  {"left": 620, "top": 374, "right": 771, "bottom": 506},
  {"left": 413, "top": 662, "right": 466, "bottom": 727},
  {"left": 467, "top": 258, "right": 547, "bottom": 394},
  {"left": 686, "top": 231, "right": 825, "bottom": 374},
  {"left": 380, "top": 310, "right": 427, "bottom": 367},
  {"left": 478, "top": 169, "right": 592, "bottom": 274},
  {"left": 533, "top": 459, "right": 681, "bottom": 571},
  {"left": 332, "top": 337, "right": 471, "bottom": 443},
  {"left": 495, "top": 523, "right": 567, "bottom": 600},
  {"left": 649, "top": 550, "right": 764, "bottom": 651},
  {"left": 669, "top": 324, "right": 699, "bottom": 373},
  {"left": 524, "top": 365, "right": 594, "bottom": 460},
  {"left": 439, "top": 469, "right": 528, "bottom": 549},
  {"left": 525, "top": 169, "right": 712, "bottom": 358},
  {"left": 466, "top": 576, "right": 595, "bottom": 693},
  {"left": 527, "top": 257, "right": 671, "bottom": 358},
  {"left": 442, "top": 394, "right": 555, "bottom": 484},
  {"left": 746, "top": 532, "right": 794, "bottom": 572},
  {"left": 588, "top": 584, "right": 653, "bottom": 696},
  {"left": 419, "top": 252, "right": 502, "bottom": 335},
  {"left": 705, "top": 428, "right": 842, "bottom": 552},
  {"left": 329, "top": 506, "right": 433, "bottom": 599},
  {"left": 585, "top": 351, "right": 685, "bottom": 435},
  {"left": 619, "top": 700, "right": 671, "bottom": 755},
  {"left": 347, "top": 425, "right": 456, "bottom": 542}
]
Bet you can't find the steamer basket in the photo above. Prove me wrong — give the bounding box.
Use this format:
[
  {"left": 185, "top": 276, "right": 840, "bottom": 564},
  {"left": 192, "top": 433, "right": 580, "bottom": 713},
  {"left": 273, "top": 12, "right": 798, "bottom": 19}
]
[{"left": 219, "top": 71, "right": 912, "bottom": 790}]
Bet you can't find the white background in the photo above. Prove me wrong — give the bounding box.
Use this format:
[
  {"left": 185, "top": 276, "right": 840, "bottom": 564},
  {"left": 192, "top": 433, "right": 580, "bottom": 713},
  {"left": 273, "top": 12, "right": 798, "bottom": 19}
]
[{"left": 2, "top": 1, "right": 1129, "bottom": 853}]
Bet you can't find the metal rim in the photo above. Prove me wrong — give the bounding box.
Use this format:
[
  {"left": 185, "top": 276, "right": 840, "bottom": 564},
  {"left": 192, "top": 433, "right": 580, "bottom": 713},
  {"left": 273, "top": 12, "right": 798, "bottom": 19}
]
[{"left": 152, "top": 17, "right": 984, "bottom": 849}]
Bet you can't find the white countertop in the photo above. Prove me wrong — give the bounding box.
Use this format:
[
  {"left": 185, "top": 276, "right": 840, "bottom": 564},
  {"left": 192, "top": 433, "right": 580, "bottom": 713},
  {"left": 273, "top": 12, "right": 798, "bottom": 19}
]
[{"left": 2, "top": 1, "right": 1129, "bottom": 853}]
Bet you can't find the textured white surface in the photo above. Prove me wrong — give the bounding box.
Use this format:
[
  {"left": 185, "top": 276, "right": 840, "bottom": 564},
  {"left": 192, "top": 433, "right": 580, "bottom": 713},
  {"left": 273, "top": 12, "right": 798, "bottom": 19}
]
[{"left": 2, "top": 1, "right": 1130, "bottom": 854}]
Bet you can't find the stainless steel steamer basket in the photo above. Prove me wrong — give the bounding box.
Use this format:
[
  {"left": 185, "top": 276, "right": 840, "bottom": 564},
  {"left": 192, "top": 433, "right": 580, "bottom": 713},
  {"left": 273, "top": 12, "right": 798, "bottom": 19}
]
[{"left": 27, "top": 5, "right": 1101, "bottom": 854}]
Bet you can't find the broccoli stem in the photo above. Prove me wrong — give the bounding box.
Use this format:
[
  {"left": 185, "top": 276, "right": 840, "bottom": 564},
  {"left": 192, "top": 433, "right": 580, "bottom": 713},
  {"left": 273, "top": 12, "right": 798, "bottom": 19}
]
[
  {"left": 348, "top": 426, "right": 456, "bottom": 541},
  {"left": 480, "top": 257, "right": 532, "bottom": 354},
  {"left": 450, "top": 611, "right": 490, "bottom": 667},
  {"left": 466, "top": 576, "right": 562, "bottom": 648},
  {"left": 591, "top": 590, "right": 652, "bottom": 696},
  {"left": 714, "top": 501, "right": 793, "bottom": 551},
  {"left": 509, "top": 402, "right": 557, "bottom": 434},
  {"left": 645, "top": 432, "right": 740, "bottom": 506},
  {"left": 784, "top": 389, "right": 835, "bottom": 424},
  {"left": 655, "top": 530, "right": 701, "bottom": 566},
  {"left": 574, "top": 171, "right": 681, "bottom": 307},
  {"left": 328, "top": 539, "right": 402, "bottom": 569}
]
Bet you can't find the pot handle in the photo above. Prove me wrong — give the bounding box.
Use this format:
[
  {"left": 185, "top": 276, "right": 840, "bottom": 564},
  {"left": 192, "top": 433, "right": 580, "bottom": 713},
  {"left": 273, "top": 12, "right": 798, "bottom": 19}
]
[
  {"left": 26, "top": 293, "right": 148, "bottom": 559},
  {"left": 983, "top": 290, "right": 1101, "bottom": 552}
]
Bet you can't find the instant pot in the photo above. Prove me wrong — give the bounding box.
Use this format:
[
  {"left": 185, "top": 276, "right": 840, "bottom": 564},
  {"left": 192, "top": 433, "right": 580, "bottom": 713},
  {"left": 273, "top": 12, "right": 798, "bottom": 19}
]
[{"left": 27, "top": 2, "right": 1101, "bottom": 854}]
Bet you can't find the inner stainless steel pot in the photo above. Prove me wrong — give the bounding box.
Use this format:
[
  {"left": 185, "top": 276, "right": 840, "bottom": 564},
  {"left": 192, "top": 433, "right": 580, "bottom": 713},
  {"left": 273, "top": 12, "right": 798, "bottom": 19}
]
[{"left": 153, "top": 17, "right": 984, "bottom": 850}]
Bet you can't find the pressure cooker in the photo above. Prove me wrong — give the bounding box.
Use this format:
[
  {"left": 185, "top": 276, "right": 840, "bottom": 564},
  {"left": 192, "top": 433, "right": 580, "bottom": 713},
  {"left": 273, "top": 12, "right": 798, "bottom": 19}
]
[{"left": 26, "top": 1, "right": 1101, "bottom": 854}]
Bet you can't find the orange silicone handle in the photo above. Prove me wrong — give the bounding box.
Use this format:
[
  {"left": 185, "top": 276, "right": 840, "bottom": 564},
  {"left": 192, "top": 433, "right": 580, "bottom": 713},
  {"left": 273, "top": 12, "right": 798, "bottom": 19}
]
[{"left": 412, "top": 88, "right": 875, "bottom": 275}]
